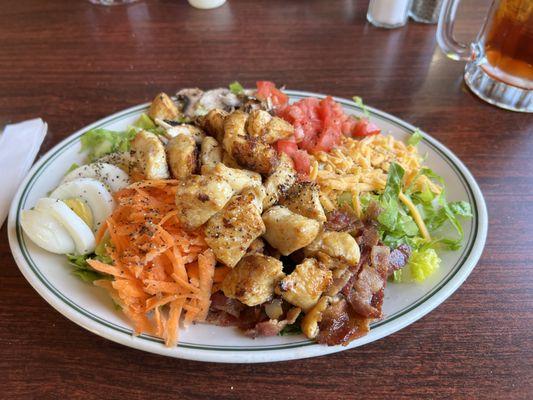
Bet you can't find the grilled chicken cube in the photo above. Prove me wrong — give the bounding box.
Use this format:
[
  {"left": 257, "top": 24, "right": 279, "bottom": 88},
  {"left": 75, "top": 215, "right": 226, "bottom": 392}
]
[
  {"left": 304, "top": 231, "right": 360, "bottom": 267},
  {"left": 199, "top": 136, "right": 222, "bottom": 171},
  {"left": 201, "top": 108, "right": 228, "bottom": 143},
  {"left": 275, "top": 258, "right": 332, "bottom": 311},
  {"left": 280, "top": 182, "right": 326, "bottom": 222},
  {"left": 262, "top": 206, "right": 320, "bottom": 256},
  {"left": 263, "top": 153, "right": 298, "bottom": 209},
  {"left": 222, "top": 110, "right": 247, "bottom": 156},
  {"left": 223, "top": 110, "right": 279, "bottom": 175},
  {"left": 247, "top": 185, "right": 267, "bottom": 214},
  {"left": 247, "top": 238, "right": 265, "bottom": 254},
  {"left": 221, "top": 254, "right": 285, "bottom": 306},
  {"left": 245, "top": 110, "right": 294, "bottom": 144},
  {"left": 231, "top": 136, "right": 279, "bottom": 174},
  {"left": 205, "top": 190, "right": 266, "bottom": 267},
  {"left": 130, "top": 130, "right": 170, "bottom": 180},
  {"left": 262, "top": 117, "right": 294, "bottom": 144},
  {"left": 148, "top": 92, "right": 180, "bottom": 121},
  {"left": 175, "top": 175, "right": 234, "bottom": 230},
  {"left": 245, "top": 109, "right": 272, "bottom": 137},
  {"left": 209, "top": 162, "right": 261, "bottom": 193},
  {"left": 166, "top": 134, "right": 198, "bottom": 179},
  {"left": 165, "top": 124, "right": 205, "bottom": 144},
  {"left": 221, "top": 151, "right": 241, "bottom": 169}
]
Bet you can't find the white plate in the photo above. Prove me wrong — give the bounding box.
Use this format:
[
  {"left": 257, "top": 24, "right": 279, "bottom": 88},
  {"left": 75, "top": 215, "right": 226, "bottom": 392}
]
[{"left": 7, "top": 91, "right": 488, "bottom": 363}]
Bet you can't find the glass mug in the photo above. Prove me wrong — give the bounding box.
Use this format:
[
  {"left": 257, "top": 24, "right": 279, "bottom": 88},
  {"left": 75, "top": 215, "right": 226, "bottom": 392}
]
[{"left": 437, "top": 0, "right": 532, "bottom": 112}]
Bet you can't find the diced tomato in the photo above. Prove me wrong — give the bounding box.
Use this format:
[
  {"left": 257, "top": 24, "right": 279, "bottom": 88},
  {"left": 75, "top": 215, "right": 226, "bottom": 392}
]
[
  {"left": 276, "top": 139, "right": 298, "bottom": 157},
  {"left": 341, "top": 118, "right": 358, "bottom": 136},
  {"left": 351, "top": 118, "right": 381, "bottom": 137},
  {"left": 292, "top": 150, "right": 311, "bottom": 177},
  {"left": 256, "top": 81, "right": 289, "bottom": 108}
]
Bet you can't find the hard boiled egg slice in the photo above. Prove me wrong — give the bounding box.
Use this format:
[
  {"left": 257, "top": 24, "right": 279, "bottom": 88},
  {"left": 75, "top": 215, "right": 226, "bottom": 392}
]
[
  {"left": 50, "top": 178, "right": 114, "bottom": 232},
  {"left": 35, "top": 198, "right": 96, "bottom": 255},
  {"left": 20, "top": 208, "right": 76, "bottom": 254},
  {"left": 62, "top": 162, "right": 130, "bottom": 193},
  {"left": 63, "top": 198, "right": 94, "bottom": 230}
]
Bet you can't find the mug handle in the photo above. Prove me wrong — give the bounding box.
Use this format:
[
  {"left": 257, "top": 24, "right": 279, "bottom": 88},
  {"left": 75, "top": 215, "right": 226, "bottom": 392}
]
[{"left": 436, "top": 0, "right": 473, "bottom": 61}]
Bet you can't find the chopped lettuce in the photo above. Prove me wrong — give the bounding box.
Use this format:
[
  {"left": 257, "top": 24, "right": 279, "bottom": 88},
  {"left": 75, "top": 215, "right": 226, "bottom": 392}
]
[
  {"left": 279, "top": 315, "right": 303, "bottom": 336},
  {"left": 411, "top": 168, "right": 473, "bottom": 250},
  {"left": 80, "top": 128, "right": 136, "bottom": 162},
  {"left": 66, "top": 235, "right": 112, "bottom": 283},
  {"left": 352, "top": 96, "right": 370, "bottom": 118},
  {"left": 353, "top": 162, "right": 472, "bottom": 283},
  {"left": 408, "top": 129, "right": 424, "bottom": 146},
  {"left": 66, "top": 253, "right": 106, "bottom": 283},
  {"left": 376, "top": 163, "right": 420, "bottom": 247},
  {"left": 393, "top": 247, "right": 441, "bottom": 283},
  {"left": 229, "top": 81, "right": 244, "bottom": 95},
  {"left": 133, "top": 113, "right": 156, "bottom": 130},
  {"left": 126, "top": 113, "right": 166, "bottom": 137},
  {"left": 66, "top": 162, "right": 79, "bottom": 174}
]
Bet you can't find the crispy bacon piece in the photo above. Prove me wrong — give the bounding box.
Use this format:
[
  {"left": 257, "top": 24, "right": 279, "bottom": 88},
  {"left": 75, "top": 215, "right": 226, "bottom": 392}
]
[
  {"left": 316, "top": 298, "right": 369, "bottom": 346},
  {"left": 210, "top": 291, "right": 245, "bottom": 318},
  {"left": 346, "top": 246, "right": 389, "bottom": 318},
  {"left": 243, "top": 307, "right": 301, "bottom": 338},
  {"left": 324, "top": 207, "right": 363, "bottom": 232}
]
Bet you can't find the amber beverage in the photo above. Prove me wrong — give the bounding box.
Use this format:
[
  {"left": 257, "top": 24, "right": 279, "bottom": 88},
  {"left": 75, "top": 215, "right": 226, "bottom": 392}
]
[
  {"left": 437, "top": 0, "right": 532, "bottom": 112},
  {"left": 483, "top": 0, "right": 533, "bottom": 90}
]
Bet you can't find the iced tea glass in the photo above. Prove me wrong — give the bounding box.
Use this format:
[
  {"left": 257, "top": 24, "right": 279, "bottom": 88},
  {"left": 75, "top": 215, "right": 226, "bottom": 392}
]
[{"left": 437, "top": 0, "right": 532, "bottom": 112}]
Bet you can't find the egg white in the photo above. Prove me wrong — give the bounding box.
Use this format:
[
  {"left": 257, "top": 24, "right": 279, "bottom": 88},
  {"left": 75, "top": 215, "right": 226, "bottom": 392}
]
[
  {"left": 50, "top": 178, "right": 115, "bottom": 232},
  {"left": 62, "top": 162, "right": 130, "bottom": 193},
  {"left": 20, "top": 208, "right": 76, "bottom": 254},
  {"left": 35, "top": 198, "right": 96, "bottom": 255}
]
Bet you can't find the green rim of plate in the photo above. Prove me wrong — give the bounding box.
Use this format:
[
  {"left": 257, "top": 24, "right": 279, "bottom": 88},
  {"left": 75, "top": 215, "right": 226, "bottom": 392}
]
[{"left": 13, "top": 93, "right": 478, "bottom": 352}]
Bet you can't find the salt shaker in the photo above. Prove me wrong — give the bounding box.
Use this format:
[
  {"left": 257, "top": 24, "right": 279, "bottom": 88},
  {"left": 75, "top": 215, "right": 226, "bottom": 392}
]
[
  {"left": 367, "top": 0, "right": 412, "bottom": 29},
  {"left": 409, "top": 0, "right": 444, "bottom": 24},
  {"left": 188, "top": 0, "right": 226, "bottom": 9}
]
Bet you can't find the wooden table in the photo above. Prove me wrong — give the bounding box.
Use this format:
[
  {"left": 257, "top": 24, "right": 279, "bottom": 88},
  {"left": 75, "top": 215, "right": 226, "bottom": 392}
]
[{"left": 1, "top": 0, "right": 531, "bottom": 398}]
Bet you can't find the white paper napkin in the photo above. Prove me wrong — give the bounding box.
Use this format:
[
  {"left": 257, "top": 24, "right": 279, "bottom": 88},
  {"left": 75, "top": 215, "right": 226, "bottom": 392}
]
[{"left": 0, "top": 118, "right": 47, "bottom": 226}]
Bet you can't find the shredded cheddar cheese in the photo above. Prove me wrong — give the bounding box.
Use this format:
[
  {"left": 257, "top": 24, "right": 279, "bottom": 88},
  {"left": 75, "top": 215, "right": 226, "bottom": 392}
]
[{"left": 311, "top": 135, "right": 441, "bottom": 226}]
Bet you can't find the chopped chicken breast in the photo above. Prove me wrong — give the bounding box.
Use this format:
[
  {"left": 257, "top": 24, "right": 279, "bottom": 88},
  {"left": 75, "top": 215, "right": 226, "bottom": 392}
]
[
  {"left": 280, "top": 181, "right": 326, "bottom": 222},
  {"left": 223, "top": 110, "right": 279, "bottom": 174},
  {"left": 275, "top": 258, "right": 332, "bottom": 311},
  {"left": 304, "top": 230, "right": 360, "bottom": 267},
  {"left": 148, "top": 92, "right": 180, "bottom": 121},
  {"left": 222, "top": 254, "right": 285, "bottom": 306},
  {"left": 209, "top": 162, "right": 261, "bottom": 193},
  {"left": 263, "top": 153, "right": 298, "bottom": 209},
  {"left": 262, "top": 206, "right": 320, "bottom": 255},
  {"left": 174, "top": 174, "right": 234, "bottom": 230},
  {"left": 166, "top": 134, "right": 197, "bottom": 179},
  {"left": 199, "top": 136, "right": 222, "bottom": 171},
  {"left": 205, "top": 189, "right": 266, "bottom": 267},
  {"left": 165, "top": 124, "right": 205, "bottom": 144},
  {"left": 201, "top": 108, "right": 228, "bottom": 143},
  {"left": 130, "top": 130, "right": 170, "bottom": 180}
]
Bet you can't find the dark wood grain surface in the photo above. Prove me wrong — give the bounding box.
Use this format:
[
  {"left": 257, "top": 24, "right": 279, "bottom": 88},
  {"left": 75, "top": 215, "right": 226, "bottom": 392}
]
[{"left": 0, "top": 0, "right": 531, "bottom": 399}]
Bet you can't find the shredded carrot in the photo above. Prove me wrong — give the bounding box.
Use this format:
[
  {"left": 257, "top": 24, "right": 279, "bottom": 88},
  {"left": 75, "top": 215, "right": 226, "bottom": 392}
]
[
  {"left": 95, "top": 223, "right": 108, "bottom": 245},
  {"left": 88, "top": 180, "right": 215, "bottom": 347},
  {"left": 197, "top": 249, "right": 216, "bottom": 321}
]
